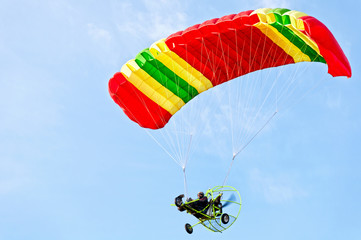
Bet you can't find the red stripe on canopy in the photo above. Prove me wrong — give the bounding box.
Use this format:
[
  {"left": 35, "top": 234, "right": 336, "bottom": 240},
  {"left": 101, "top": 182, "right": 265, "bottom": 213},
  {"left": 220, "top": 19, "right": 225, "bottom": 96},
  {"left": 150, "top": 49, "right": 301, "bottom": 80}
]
[
  {"left": 108, "top": 72, "right": 172, "bottom": 129},
  {"left": 165, "top": 11, "right": 295, "bottom": 86},
  {"left": 300, "top": 16, "right": 352, "bottom": 78}
]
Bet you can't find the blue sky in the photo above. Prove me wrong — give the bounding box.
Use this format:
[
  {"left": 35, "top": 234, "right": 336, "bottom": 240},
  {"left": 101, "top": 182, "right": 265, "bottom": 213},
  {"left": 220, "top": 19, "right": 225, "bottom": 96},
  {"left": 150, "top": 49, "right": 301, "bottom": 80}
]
[{"left": 1, "top": 0, "right": 360, "bottom": 239}]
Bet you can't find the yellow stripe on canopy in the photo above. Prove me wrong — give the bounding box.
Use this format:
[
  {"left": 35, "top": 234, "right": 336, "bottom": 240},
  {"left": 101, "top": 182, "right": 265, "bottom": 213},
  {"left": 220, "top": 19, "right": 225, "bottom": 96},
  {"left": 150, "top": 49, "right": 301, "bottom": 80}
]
[
  {"left": 285, "top": 24, "right": 321, "bottom": 55},
  {"left": 254, "top": 22, "right": 311, "bottom": 63},
  {"left": 149, "top": 39, "right": 213, "bottom": 94},
  {"left": 250, "top": 8, "right": 272, "bottom": 23},
  {"left": 121, "top": 59, "right": 185, "bottom": 115},
  {"left": 284, "top": 10, "right": 308, "bottom": 31}
]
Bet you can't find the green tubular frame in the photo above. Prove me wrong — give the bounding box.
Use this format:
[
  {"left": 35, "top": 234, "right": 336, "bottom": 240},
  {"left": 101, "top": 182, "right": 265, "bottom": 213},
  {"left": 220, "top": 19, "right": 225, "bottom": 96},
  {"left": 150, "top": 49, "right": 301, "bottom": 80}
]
[{"left": 178, "top": 186, "right": 242, "bottom": 233}]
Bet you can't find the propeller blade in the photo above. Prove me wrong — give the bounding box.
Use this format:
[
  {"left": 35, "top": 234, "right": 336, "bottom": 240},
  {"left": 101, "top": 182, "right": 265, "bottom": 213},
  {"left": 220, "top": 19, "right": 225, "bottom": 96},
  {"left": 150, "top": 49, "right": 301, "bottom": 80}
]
[{"left": 222, "top": 193, "right": 236, "bottom": 208}]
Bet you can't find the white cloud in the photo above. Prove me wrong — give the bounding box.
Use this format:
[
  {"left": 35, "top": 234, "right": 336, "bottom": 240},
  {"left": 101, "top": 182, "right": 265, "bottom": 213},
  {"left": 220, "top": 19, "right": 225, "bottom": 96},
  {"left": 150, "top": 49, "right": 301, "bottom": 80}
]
[
  {"left": 114, "top": 0, "right": 188, "bottom": 42},
  {"left": 256, "top": 0, "right": 292, "bottom": 9},
  {"left": 249, "top": 168, "right": 307, "bottom": 204},
  {"left": 326, "top": 92, "right": 342, "bottom": 109},
  {"left": 87, "top": 23, "right": 112, "bottom": 44}
]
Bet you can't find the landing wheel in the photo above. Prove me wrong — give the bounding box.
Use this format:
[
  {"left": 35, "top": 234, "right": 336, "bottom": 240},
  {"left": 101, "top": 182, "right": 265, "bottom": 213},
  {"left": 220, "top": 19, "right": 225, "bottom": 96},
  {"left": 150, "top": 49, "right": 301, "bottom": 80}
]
[
  {"left": 221, "top": 213, "right": 229, "bottom": 224},
  {"left": 185, "top": 223, "right": 193, "bottom": 234},
  {"left": 175, "top": 197, "right": 183, "bottom": 207}
]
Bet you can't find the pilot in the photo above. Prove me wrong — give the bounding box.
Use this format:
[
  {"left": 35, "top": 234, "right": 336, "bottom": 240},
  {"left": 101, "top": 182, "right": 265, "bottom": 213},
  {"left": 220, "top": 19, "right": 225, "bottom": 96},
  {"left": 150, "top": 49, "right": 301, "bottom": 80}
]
[
  {"left": 192, "top": 192, "right": 208, "bottom": 211},
  {"left": 175, "top": 191, "right": 209, "bottom": 212},
  {"left": 178, "top": 192, "right": 208, "bottom": 211}
]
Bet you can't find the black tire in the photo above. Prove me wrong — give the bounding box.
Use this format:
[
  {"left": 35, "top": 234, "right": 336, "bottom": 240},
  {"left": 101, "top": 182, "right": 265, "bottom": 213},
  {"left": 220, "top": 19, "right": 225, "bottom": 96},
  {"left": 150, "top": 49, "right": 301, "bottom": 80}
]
[
  {"left": 185, "top": 223, "right": 193, "bottom": 234},
  {"left": 221, "top": 213, "right": 229, "bottom": 224},
  {"left": 175, "top": 197, "right": 183, "bottom": 207}
]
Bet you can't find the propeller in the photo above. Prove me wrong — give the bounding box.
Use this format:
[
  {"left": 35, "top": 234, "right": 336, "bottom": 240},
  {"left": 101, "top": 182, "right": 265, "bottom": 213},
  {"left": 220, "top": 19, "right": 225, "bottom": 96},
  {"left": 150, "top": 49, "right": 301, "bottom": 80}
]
[{"left": 222, "top": 193, "right": 236, "bottom": 208}]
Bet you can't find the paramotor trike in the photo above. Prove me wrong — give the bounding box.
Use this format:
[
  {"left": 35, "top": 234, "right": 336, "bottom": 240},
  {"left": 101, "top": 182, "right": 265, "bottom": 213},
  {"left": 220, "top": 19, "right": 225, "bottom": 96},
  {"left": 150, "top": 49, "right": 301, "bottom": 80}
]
[{"left": 173, "top": 186, "right": 241, "bottom": 234}]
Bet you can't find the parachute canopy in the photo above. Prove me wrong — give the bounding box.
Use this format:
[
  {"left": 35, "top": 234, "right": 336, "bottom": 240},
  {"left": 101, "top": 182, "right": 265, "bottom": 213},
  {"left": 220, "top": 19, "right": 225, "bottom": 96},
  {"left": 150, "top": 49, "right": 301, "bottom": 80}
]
[{"left": 109, "top": 8, "right": 351, "bottom": 129}]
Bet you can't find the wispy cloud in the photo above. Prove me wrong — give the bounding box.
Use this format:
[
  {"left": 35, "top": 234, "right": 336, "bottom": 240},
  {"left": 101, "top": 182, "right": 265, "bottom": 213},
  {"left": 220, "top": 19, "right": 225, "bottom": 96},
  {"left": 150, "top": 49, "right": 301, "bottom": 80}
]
[
  {"left": 326, "top": 91, "right": 342, "bottom": 110},
  {"left": 87, "top": 23, "right": 112, "bottom": 44},
  {"left": 256, "top": 0, "right": 292, "bottom": 9},
  {"left": 188, "top": 82, "right": 279, "bottom": 159},
  {"left": 114, "top": 0, "right": 188, "bottom": 42},
  {"left": 249, "top": 168, "right": 307, "bottom": 203}
]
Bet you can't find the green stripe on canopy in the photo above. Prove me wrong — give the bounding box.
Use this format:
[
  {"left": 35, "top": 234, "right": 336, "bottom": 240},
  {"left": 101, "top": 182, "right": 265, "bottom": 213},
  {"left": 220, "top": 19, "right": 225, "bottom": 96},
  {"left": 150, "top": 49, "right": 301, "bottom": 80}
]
[
  {"left": 270, "top": 22, "right": 326, "bottom": 63},
  {"left": 135, "top": 49, "right": 199, "bottom": 103},
  {"left": 265, "top": 8, "right": 325, "bottom": 63}
]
